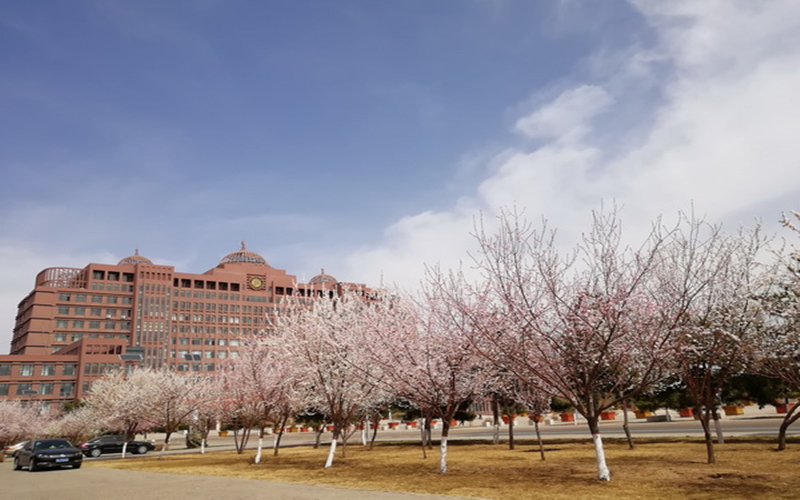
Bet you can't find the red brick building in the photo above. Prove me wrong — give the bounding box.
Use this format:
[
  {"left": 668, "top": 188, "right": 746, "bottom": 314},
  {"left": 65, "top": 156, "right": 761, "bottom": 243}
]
[{"left": 1, "top": 243, "right": 370, "bottom": 410}]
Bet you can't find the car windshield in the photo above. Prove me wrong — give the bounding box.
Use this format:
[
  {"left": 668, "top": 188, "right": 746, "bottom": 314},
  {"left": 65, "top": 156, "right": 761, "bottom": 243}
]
[{"left": 33, "top": 439, "right": 73, "bottom": 450}]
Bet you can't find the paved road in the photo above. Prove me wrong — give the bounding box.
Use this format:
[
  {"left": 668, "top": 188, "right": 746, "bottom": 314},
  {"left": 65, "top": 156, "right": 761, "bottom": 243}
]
[{"left": 0, "top": 461, "right": 477, "bottom": 500}]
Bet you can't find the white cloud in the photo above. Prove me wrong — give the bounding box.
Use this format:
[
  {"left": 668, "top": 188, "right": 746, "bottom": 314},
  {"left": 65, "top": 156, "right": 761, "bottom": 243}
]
[
  {"left": 514, "top": 85, "right": 614, "bottom": 144},
  {"left": 341, "top": 0, "right": 800, "bottom": 291}
]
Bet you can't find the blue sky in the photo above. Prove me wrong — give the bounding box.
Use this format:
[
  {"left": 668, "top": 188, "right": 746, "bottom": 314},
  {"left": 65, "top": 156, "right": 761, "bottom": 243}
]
[{"left": 2, "top": 1, "right": 799, "bottom": 351}]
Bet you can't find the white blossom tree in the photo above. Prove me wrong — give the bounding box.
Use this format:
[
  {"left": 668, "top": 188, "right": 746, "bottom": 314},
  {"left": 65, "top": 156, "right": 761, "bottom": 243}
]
[
  {"left": 274, "top": 293, "right": 388, "bottom": 469},
  {"left": 0, "top": 401, "right": 45, "bottom": 448},
  {"left": 84, "top": 369, "right": 159, "bottom": 458}
]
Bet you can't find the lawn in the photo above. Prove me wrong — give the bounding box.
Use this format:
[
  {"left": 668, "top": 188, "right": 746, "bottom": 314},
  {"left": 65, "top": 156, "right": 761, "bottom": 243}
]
[{"left": 88, "top": 438, "right": 800, "bottom": 499}]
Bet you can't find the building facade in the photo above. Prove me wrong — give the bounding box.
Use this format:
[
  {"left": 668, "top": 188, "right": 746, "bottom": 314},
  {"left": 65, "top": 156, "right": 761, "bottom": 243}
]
[{"left": 1, "top": 243, "right": 370, "bottom": 410}]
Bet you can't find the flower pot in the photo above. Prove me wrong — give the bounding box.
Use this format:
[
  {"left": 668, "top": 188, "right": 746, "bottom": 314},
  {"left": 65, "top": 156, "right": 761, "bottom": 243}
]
[
  {"left": 775, "top": 403, "right": 790, "bottom": 414},
  {"left": 326, "top": 425, "right": 334, "bottom": 432},
  {"left": 678, "top": 408, "right": 694, "bottom": 418},
  {"left": 387, "top": 422, "right": 400, "bottom": 429},
  {"left": 300, "top": 427, "right": 310, "bottom": 432},
  {"left": 218, "top": 430, "right": 228, "bottom": 437},
  {"left": 370, "top": 423, "right": 379, "bottom": 430},
  {"left": 634, "top": 410, "right": 653, "bottom": 419},
  {"left": 288, "top": 427, "right": 298, "bottom": 433},
  {"left": 722, "top": 405, "right": 744, "bottom": 416},
  {"left": 406, "top": 421, "right": 418, "bottom": 428},
  {"left": 560, "top": 412, "right": 574, "bottom": 422},
  {"left": 600, "top": 411, "right": 616, "bottom": 421}
]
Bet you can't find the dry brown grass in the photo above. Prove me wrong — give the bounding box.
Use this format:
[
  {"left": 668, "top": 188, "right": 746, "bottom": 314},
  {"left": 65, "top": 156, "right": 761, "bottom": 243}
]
[{"left": 87, "top": 438, "right": 800, "bottom": 499}]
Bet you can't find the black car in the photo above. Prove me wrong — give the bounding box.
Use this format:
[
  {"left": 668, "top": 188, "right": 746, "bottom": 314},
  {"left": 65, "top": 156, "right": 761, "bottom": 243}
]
[
  {"left": 79, "top": 435, "right": 155, "bottom": 457},
  {"left": 13, "top": 439, "right": 83, "bottom": 471}
]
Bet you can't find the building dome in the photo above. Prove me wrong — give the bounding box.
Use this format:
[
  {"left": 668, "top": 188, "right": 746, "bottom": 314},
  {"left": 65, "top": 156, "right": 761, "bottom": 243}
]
[
  {"left": 309, "top": 268, "right": 337, "bottom": 285},
  {"left": 118, "top": 249, "right": 153, "bottom": 265},
  {"left": 219, "top": 241, "right": 267, "bottom": 265}
]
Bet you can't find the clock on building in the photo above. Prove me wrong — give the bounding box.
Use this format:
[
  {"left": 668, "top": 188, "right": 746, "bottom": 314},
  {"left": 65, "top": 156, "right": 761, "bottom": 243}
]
[{"left": 248, "top": 276, "right": 265, "bottom": 290}]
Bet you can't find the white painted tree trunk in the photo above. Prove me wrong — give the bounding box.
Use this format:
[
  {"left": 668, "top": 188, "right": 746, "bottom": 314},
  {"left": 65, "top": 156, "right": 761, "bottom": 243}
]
[
  {"left": 713, "top": 415, "right": 725, "bottom": 444},
  {"left": 361, "top": 421, "right": 368, "bottom": 446},
  {"left": 254, "top": 437, "right": 263, "bottom": 464},
  {"left": 592, "top": 433, "right": 611, "bottom": 481},
  {"left": 439, "top": 435, "right": 448, "bottom": 474},
  {"left": 324, "top": 437, "right": 338, "bottom": 468},
  {"left": 121, "top": 441, "right": 128, "bottom": 459},
  {"left": 200, "top": 439, "right": 205, "bottom": 454},
  {"left": 492, "top": 422, "right": 500, "bottom": 444},
  {"left": 273, "top": 432, "right": 278, "bottom": 450}
]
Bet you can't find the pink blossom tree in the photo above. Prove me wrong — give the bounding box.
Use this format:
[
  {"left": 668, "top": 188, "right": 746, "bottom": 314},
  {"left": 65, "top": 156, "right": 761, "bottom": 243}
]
[
  {"left": 352, "top": 285, "right": 490, "bottom": 474},
  {"left": 469, "top": 207, "right": 681, "bottom": 481}
]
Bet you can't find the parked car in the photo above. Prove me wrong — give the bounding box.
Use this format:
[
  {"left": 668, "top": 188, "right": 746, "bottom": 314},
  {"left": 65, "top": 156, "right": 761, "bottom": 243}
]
[
  {"left": 3, "top": 440, "right": 29, "bottom": 457},
  {"left": 78, "top": 435, "right": 155, "bottom": 457},
  {"left": 13, "top": 439, "right": 82, "bottom": 471}
]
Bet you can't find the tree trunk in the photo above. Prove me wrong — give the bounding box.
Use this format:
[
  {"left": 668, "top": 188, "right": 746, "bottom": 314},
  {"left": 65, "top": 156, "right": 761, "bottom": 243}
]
[
  {"left": 369, "top": 419, "right": 380, "bottom": 450},
  {"left": 587, "top": 417, "right": 611, "bottom": 481},
  {"left": 314, "top": 427, "right": 323, "bottom": 449},
  {"left": 620, "top": 397, "right": 635, "bottom": 450},
  {"left": 534, "top": 417, "right": 545, "bottom": 461},
  {"left": 254, "top": 426, "right": 265, "bottom": 464},
  {"left": 439, "top": 420, "right": 450, "bottom": 474},
  {"left": 491, "top": 398, "right": 500, "bottom": 445},
  {"left": 776, "top": 402, "right": 800, "bottom": 451},
  {"left": 712, "top": 408, "right": 724, "bottom": 444},
  {"left": 507, "top": 414, "right": 515, "bottom": 450},
  {"left": 699, "top": 407, "right": 716, "bottom": 464},
  {"left": 121, "top": 441, "right": 129, "bottom": 459},
  {"left": 419, "top": 420, "right": 427, "bottom": 459},
  {"left": 273, "top": 415, "right": 288, "bottom": 456},
  {"left": 324, "top": 431, "right": 338, "bottom": 469},
  {"left": 159, "top": 432, "right": 172, "bottom": 460}
]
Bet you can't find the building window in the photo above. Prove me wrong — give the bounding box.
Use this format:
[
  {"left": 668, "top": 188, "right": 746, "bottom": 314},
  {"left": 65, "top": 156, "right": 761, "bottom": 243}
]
[
  {"left": 108, "top": 271, "right": 119, "bottom": 281},
  {"left": 17, "top": 383, "right": 34, "bottom": 394},
  {"left": 90, "top": 308, "right": 101, "bottom": 316},
  {"left": 82, "top": 382, "right": 91, "bottom": 394},
  {"left": 40, "top": 383, "right": 54, "bottom": 395},
  {"left": 0, "top": 384, "right": 9, "bottom": 396},
  {"left": 58, "top": 306, "right": 69, "bottom": 314},
  {"left": 56, "top": 320, "right": 68, "bottom": 328},
  {"left": 60, "top": 383, "right": 75, "bottom": 397},
  {"left": 72, "top": 320, "right": 84, "bottom": 328},
  {"left": 107, "top": 296, "right": 118, "bottom": 304},
  {"left": 63, "top": 364, "right": 77, "bottom": 376},
  {"left": 54, "top": 333, "right": 66, "bottom": 342},
  {"left": 92, "top": 270, "right": 105, "bottom": 280},
  {"left": 177, "top": 363, "right": 188, "bottom": 372},
  {"left": 75, "top": 294, "right": 87, "bottom": 302},
  {"left": 106, "top": 309, "right": 116, "bottom": 318},
  {"left": 58, "top": 293, "right": 71, "bottom": 301},
  {"left": 75, "top": 307, "right": 86, "bottom": 315},
  {"left": 123, "top": 273, "right": 134, "bottom": 282},
  {"left": 105, "top": 322, "right": 115, "bottom": 330},
  {"left": 41, "top": 364, "right": 55, "bottom": 376},
  {"left": 89, "top": 321, "right": 100, "bottom": 329},
  {"left": 0, "top": 364, "right": 10, "bottom": 376},
  {"left": 71, "top": 334, "right": 82, "bottom": 342},
  {"left": 122, "top": 297, "right": 132, "bottom": 304},
  {"left": 19, "top": 365, "right": 34, "bottom": 376},
  {"left": 205, "top": 363, "right": 215, "bottom": 372},
  {"left": 91, "top": 295, "right": 103, "bottom": 303}
]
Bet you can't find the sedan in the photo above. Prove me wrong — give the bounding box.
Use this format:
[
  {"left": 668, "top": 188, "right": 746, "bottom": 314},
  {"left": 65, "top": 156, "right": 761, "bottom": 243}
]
[
  {"left": 13, "top": 439, "right": 83, "bottom": 471},
  {"left": 3, "top": 440, "right": 29, "bottom": 457}
]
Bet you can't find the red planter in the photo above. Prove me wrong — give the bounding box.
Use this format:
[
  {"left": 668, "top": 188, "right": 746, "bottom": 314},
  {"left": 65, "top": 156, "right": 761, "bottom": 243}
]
[
  {"left": 776, "top": 403, "right": 790, "bottom": 414},
  {"left": 406, "top": 421, "right": 418, "bottom": 428},
  {"left": 679, "top": 408, "right": 694, "bottom": 418},
  {"left": 560, "top": 413, "right": 574, "bottom": 422},
  {"left": 600, "top": 411, "right": 616, "bottom": 421},
  {"left": 387, "top": 422, "right": 400, "bottom": 429},
  {"left": 326, "top": 425, "right": 334, "bottom": 432}
]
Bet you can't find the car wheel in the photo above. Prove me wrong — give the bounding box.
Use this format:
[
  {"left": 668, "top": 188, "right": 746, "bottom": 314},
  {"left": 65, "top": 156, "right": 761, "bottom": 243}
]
[
  {"left": 90, "top": 448, "right": 102, "bottom": 458},
  {"left": 13, "top": 456, "right": 22, "bottom": 471},
  {"left": 28, "top": 459, "right": 37, "bottom": 472},
  {"left": 136, "top": 445, "right": 148, "bottom": 455}
]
